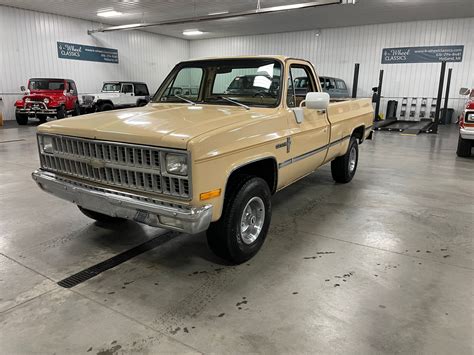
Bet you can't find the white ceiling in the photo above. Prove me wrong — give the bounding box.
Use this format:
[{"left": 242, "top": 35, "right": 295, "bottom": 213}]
[{"left": 1, "top": 0, "right": 473, "bottom": 39}]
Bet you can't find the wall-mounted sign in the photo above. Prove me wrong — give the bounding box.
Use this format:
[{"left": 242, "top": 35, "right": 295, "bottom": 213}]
[
  {"left": 381, "top": 45, "right": 464, "bottom": 64},
  {"left": 57, "top": 42, "right": 119, "bottom": 64}
]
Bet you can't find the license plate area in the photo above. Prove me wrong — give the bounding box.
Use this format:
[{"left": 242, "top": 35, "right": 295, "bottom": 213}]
[{"left": 134, "top": 210, "right": 150, "bottom": 223}]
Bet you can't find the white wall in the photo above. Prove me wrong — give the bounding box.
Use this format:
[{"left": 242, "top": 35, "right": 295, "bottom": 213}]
[
  {"left": 190, "top": 18, "right": 474, "bottom": 119},
  {"left": 1, "top": 6, "right": 472, "bottom": 122},
  {"left": 0, "top": 5, "right": 189, "bottom": 120}
]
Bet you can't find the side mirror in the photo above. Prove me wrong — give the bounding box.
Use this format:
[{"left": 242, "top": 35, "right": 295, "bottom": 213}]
[
  {"left": 304, "top": 92, "right": 330, "bottom": 110},
  {"left": 20, "top": 86, "right": 26, "bottom": 92},
  {"left": 459, "top": 87, "right": 470, "bottom": 96}
]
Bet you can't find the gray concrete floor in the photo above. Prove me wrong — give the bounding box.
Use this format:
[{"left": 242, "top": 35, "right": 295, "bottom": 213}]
[{"left": 0, "top": 122, "right": 473, "bottom": 354}]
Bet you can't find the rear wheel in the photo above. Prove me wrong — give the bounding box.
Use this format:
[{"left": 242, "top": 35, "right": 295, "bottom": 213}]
[
  {"left": 78, "top": 206, "right": 126, "bottom": 224},
  {"left": 456, "top": 135, "right": 472, "bottom": 157},
  {"left": 16, "top": 113, "right": 28, "bottom": 125},
  {"left": 331, "top": 136, "right": 359, "bottom": 183},
  {"left": 56, "top": 105, "right": 66, "bottom": 119},
  {"left": 206, "top": 176, "right": 271, "bottom": 264},
  {"left": 137, "top": 100, "right": 147, "bottom": 107}
]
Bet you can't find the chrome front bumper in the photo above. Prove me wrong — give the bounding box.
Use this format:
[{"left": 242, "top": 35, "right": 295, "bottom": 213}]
[
  {"left": 460, "top": 127, "right": 474, "bottom": 140},
  {"left": 31, "top": 170, "right": 212, "bottom": 234}
]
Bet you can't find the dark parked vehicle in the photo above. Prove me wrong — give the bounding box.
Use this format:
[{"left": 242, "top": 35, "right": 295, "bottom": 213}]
[
  {"left": 319, "top": 76, "right": 349, "bottom": 98},
  {"left": 15, "top": 78, "right": 80, "bottom": 125}
]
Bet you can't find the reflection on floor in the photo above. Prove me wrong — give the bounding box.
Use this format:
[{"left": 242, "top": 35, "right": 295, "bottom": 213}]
[{"left": 0, "top": 123, "right": 473, "bottom": 354}]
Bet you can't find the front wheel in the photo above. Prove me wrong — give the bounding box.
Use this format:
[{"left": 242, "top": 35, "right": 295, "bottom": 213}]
[
  {"left": 78, "top": 206, "right": 126, "bottom": 224},
  {"left": 16, "top": 113, "right": 28, "bottom": 125},
  {"left": 206, "top": 176, "right": 272, "bottom": 264},
  {"left": 56, "top": 105, "right": 66, "bottom": 119},
  {"left": 456, "top": 135, "right": 472, "bottom": 157},
  {"left": 331, "top": 136, "right": 359, "bottom": 183}
]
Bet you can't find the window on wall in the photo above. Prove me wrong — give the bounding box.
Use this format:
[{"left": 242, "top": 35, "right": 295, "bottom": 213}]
[{"left": 287, "top": 65, "right": 316, "bottom": 108}]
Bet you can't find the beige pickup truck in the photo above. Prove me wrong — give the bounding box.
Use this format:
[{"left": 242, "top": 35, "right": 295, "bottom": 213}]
[{"left": 32, "top": 56, "right": 374, "bottom": 263}]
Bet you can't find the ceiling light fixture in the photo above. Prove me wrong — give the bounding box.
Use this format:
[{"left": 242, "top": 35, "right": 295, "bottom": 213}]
[
  {"left": 89, "top": 0, "right": 341, "bottom": 34},
  {"left": 183, "top": 29, "right": 204, "bottom": 36},
  {"left": 97, "top": 10, "right": 123, "bottom": 18}
]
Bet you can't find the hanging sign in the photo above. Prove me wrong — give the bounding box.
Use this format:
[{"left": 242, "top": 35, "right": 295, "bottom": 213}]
[
  {"left": 57, "top": 42, "right": 119, "bottom": 64},
  {"left": 381, "top": 45, "right": 464, "bottom": 64}
]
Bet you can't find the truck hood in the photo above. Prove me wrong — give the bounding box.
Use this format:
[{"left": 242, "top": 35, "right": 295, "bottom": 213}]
[{"left": 37, "top": 103, "right": 274, "bottom": 149}]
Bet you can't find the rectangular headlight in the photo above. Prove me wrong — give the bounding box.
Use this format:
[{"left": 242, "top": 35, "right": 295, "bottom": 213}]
[
  {"left": 165, "top": 153, "right": 188, "bottom": 175},
  {"left": 40, "top": 135, "right": 54, "bottom": 154},
  {"left": 466, "top": 112, "right": 474, "bottom": 123}
]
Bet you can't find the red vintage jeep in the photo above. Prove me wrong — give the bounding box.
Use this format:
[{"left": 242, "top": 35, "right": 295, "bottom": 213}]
[
  {"left": 457, "top": 88, "right": 474, "bottom": 157},
  {"left": 15, "top": 78, "right": 80, "bottom": 125}
]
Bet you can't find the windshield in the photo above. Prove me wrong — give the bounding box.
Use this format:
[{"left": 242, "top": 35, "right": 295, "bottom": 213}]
[
  {"left": 102, "top": 83, "right": 121, "bottom": 92},
  {"left": 154, "top": 59, "right": 282, "bottom": 108},
  {"left": 29, "top": 79, "right": 64, "bottom": 91}
]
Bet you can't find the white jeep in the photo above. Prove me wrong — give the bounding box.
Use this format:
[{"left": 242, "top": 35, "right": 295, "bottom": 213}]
[{"left": 80, "top": 81, "right": 150, "bottom": 113}]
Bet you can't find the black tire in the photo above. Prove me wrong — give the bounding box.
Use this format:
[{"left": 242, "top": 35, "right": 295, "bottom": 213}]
[
  {"left": 37, "top": 115, "right": 48, "bottom": 124},
  {"left": 137, "top": 100, "right": 147, "bottom": 107},
  {"left": 456, "top": 135, "right": 472, "bottom": 157},
  {"left": 98, "top": 102, "right": 114, "bottom": 112},
  {"left": 206, "top": 176, "right": 272, "bottom": 264},
  {"left": 331, "top": 136, "right": 359, "bottom": 183},
  {"left": 72, "top": 102, "right": 80, "bottom": 116},
  {"left": 78, "top": 206, "right": 126, "bottom": 224},
  {"left": 16, "top": 113, "right": 28, "bottom": 125},
  {"left": 56, "top": 105, "right": 66, "bottom": 119}
]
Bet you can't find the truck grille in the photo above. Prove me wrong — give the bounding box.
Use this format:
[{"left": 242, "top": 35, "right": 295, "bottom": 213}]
[
  {"left": 39, "top": 135, "right": 190, "bottom": 199},
  {"left": 82, "top": 95, "right": 95, "bottom": 104}
]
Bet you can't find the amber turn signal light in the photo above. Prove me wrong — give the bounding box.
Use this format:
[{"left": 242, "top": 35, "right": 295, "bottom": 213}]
[{"left": 200, "top": 189, "right": 221, "bottom": 201}]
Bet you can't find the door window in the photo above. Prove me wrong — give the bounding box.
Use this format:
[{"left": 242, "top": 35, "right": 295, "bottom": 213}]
[
  {"left": 328, "top": 78, "right": 336, "bottom": 90},
  {"left": 121, "top": 84, "right": 134, "bottom": 94},
  {"left": 287, "top": 65, "right": 316, "bottom": 108},
  {"left": 68, "top": 81, "right": 77, "bottom": 95}
]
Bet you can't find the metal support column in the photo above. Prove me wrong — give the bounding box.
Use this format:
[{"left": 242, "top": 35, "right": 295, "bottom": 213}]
[
  {"left": 352, "top": 63, "right": 360, "bottom": 98},
  {"left": 442, "top": 68, "right": 452, "bottom": 124},
  {"left": 433, "top": 61, "right": 446, "bottom": 134},
  {"left": 374, "top": 69, "right": 384, "bottom": 121}
]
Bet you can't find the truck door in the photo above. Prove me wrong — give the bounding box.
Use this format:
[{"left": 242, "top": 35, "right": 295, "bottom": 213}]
[{"left": 282, "top": 62, "right": 330, "bottom": 184}]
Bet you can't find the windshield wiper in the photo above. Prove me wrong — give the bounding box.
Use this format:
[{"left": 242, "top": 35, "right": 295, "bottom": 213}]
[
  {"left": 174, "top": 94, "right": 196, "bottom": 105},
  {"left": 217, "top": 96, "right": 250, "bottom": 110}
]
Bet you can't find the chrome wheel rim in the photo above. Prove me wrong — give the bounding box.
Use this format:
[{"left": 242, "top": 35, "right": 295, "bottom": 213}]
[
  {"left": 240, "top": 197, "right": 265, "bottom": 245},
  {"left": 348, "top": 146, "right": 357, "bottom": 173}
]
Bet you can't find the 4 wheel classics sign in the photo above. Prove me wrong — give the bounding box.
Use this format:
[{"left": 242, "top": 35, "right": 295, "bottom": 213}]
[
  {"left": 57, "top": 42, "right": 119, "bottom": 64},
  {"left": 382, "top": 45, "right": 464, "bottom": 64}
]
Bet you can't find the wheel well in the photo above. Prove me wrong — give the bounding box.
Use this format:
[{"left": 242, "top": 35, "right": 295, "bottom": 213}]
[
  {"left": 227, "top": 158, "right": 278, "bottom": 195},
  {"left": 97, "top": 100, "right": 114, "bottom": 108},
  {"left": 352, "top": 125, "right": 365, "bottom": 143}
]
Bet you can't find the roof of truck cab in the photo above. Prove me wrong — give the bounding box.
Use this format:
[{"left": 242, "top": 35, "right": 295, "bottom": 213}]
[{"left": 182, "top": 55, "right": 302, "bottom": 62}]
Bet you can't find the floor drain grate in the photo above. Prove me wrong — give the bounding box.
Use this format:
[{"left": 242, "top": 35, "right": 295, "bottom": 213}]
[{"left": 57, "top": 231, "right": 178, "bottom": 288}]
